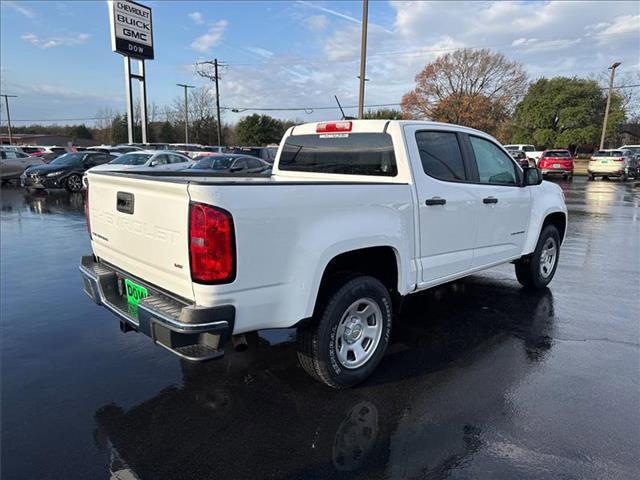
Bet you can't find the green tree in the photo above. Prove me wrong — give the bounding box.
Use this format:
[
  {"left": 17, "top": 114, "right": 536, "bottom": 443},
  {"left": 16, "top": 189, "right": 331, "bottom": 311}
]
[
  {"left": 363, "top": 108, "right": 404, "bottom": 120},
  {"left": 158, "top": 120, "right": 177, "bottom": 143},
  {"left": 511, "top": 77, "right": 626, "bottom": 149},
  {"left": 70, "top": 124, "right": 93, "bottom": 140},
  {"left": 235, "top": 114, "right": 287, "bottom": 145},
  {"left": 110, "top": 115, "right": 128, "bottom": 144}
]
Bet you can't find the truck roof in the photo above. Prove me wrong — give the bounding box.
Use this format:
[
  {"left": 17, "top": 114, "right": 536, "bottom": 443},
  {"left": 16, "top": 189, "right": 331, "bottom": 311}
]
[{"left": 287, "top": 119, "right": 491, "bottom": 138}]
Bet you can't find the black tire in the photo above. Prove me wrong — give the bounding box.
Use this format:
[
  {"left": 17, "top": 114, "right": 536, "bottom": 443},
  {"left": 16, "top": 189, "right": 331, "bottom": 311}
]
[
  {"left": 65, "top": 174, "right": 83, "bottom": 192},
  {"left": 588, "top": 174, "right": 595, "bottom": 181},
  {"left": 297, "top": 275, "right": 393, "bottom": 388},
  {"left": 620, "top": 173, "right": 628, "bottom": 182},
  {"left": 515, "top": 225, "right": 561, "bottom": 289}
]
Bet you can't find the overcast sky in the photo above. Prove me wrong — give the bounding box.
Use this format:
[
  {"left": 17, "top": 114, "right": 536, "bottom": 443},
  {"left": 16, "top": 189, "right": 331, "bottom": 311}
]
[{"left": 1, "top": 0, "right": 638, "bottom": 125}]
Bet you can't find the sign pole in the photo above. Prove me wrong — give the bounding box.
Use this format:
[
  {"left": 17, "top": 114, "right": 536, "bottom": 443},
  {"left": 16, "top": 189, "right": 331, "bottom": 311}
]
[
  {"left": 124, "top": 56, "right": 134, "bottom": 144},
  {"left": 138, "top": 60, "right": 148, "bottom": 143}
]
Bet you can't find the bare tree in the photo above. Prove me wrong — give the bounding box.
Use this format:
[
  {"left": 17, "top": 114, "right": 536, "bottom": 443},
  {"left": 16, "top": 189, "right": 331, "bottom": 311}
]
[{"left": 401, "top": 48, "right": 527, "bottom": 135}]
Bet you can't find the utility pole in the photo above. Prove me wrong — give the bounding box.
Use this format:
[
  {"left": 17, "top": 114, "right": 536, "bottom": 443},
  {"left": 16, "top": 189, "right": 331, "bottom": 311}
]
[
  {"left": 176, "top": 83, "right": 195, "bottom": 144},
  {"left": 1, "top": 94, "right": 17, "bottom": 145},
  {"left": 357, "top": 0, "right": 369, "bottom": 119},
  {"left": 600, "top": 61, "right": 621, "bottom": 150},
  {"left": 196, "top": 59, "right": 225, "bottom": 146}
]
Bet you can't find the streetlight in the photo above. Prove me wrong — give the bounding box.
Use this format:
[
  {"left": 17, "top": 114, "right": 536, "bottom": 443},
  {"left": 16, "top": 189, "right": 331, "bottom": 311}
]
[
  {"left": 176, "top": 83, "right": 195, "bottom": 144},
  {"left": 357, "top": 0, "right": 369, "bottom": 119},
  {"left": 600, "top": 61, "right": 621, "bottom": 150}
]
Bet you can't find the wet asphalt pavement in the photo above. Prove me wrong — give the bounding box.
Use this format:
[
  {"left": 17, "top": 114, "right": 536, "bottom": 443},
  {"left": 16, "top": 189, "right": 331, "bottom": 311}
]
[{"left": 1, "top": 178, "right": 639, "bottom": 480}]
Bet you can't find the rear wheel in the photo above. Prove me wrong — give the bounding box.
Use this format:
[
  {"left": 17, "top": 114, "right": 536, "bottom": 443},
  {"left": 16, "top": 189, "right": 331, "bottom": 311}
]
[
  {"left": 515, "top": 225, "right": 560, "bottom": 289},
  {"left": 297, "top": 275, "right": 392, "bottom": 388},
  {"left": 620, "top": 173, "right": 628, "bottom": 182},
  {"left": 588, "top": 173, "right": 595, "bottom": 181},
  {"left": 65, "top": 174, "right": 83, "bottom": 192}
]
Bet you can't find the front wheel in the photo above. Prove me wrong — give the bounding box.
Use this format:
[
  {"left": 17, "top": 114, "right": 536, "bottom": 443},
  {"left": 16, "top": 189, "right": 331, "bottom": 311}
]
[
  {"left": 297, "top": 275, "right": 393, "bottom": 388},
  {"left": 515, "top": 225, "right": 561, "bottom": 289},
  {"left": 65, "top": 174, "right": 83, "bottom": 192}
]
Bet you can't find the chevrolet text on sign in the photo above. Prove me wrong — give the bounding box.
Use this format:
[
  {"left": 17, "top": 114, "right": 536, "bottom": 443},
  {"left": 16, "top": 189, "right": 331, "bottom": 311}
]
[{"left": 108, "top": 0, "right": 154, "bottom": 60}]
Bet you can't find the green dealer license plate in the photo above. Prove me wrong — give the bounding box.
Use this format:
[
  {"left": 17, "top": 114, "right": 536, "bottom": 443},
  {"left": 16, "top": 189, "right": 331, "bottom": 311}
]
[{"left": 124, "top": 278, "right": 149, "bottom": 306}]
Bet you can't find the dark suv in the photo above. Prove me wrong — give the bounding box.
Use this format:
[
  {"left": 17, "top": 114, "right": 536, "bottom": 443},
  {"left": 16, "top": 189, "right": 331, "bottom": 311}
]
[
  {"left": 21, "top": 151, "right": 115, "bottom": 192},
  {"left": 227, "top": 146, "right": 278, "bottom": 163}
]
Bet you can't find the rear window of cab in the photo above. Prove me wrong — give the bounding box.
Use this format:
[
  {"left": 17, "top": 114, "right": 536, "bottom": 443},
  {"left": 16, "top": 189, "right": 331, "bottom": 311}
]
[{"left": 278, "top": 133, "right": 397, "bottom": 176}]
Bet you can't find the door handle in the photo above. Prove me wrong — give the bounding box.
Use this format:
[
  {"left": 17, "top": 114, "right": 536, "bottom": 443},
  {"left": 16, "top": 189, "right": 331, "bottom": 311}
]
[
  {"left": 483, "top": 197, "right": 498, "bottom": 204},
  {"left": 425, "top": 197, "right": 446, "bottom": 206}
]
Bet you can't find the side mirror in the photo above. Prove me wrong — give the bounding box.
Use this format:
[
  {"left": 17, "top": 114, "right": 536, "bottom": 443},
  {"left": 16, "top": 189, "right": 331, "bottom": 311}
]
[
  {"left": 522, "top": 166, "right": 543, "bottom": 186},
  {"left": 230, "top": 165, "right": 243, "bottom": 172},
  {"left": 150, "top": 160, "right": 158, "bottom": 167}
]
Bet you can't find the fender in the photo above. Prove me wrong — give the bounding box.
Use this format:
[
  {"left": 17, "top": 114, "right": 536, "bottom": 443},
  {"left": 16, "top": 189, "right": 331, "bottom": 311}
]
[{"left": 522, "top": 181, "right": 568, "bottom": 254}]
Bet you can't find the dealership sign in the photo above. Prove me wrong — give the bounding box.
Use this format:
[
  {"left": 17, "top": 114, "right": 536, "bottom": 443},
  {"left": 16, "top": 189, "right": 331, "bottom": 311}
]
[{"left": 108, "top": 0, "right": 154, "bottom": 60}]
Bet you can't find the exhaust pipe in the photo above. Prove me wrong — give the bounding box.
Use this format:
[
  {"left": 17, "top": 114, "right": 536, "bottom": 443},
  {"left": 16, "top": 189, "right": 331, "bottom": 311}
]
[{"left": 232, "top": 334, "right": 248, "bottom": 352}]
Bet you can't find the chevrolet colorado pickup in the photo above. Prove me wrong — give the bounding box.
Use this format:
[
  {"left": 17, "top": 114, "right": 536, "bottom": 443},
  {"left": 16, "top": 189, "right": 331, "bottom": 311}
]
[{"left": 79, "top": 120, "right": 567, "bottom": 388}]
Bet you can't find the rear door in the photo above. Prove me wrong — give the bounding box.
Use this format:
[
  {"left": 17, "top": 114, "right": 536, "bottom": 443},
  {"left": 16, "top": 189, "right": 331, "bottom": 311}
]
[
  {"left": 464, "top": 135, "right": 531, "bottom": 267},
  {"left": 0, "top": 151, "right": 22, "bottom": 178},
  {"left": 88, "top": 173, "right": 195, "bottom": 301},
  {"left": 404, "top": 126, "right": 480, "bottom": 285}
]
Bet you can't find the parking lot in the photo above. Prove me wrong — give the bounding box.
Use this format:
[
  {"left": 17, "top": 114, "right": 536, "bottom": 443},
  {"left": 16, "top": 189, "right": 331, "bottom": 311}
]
[{"left": 1, "top": 177, "right": 638, "bottom": 479}]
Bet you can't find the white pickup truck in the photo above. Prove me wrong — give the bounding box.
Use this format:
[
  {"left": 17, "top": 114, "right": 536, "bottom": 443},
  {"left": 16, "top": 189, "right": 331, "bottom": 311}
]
[
  {"left": 80, "top": 120, "right": 567, "bottom": 388},
  {"left": 503, "top": 144, "right": 545, "bottom": 164}
]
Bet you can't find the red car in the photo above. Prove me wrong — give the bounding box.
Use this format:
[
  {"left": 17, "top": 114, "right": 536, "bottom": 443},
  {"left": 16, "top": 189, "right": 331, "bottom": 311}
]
[{"left": 538, "top": 150, "right": 574, "bottom": 180}]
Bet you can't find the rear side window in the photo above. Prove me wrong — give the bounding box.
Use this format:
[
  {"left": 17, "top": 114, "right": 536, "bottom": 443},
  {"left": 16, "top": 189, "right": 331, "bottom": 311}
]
[
  {"left": 279, "top": 133, "right": 397, "bottom": 176},
  {"left": 415, "top": 131, "right": 466, "bottom": 181}
]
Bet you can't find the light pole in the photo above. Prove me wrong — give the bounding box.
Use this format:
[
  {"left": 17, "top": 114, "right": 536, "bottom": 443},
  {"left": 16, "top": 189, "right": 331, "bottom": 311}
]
[
  {"left": 357, "top": 0, "right": 369, "bottom": 119},
  {"left": 176, "top": 84, "right": 195, "bottom": 144},
  {"left": 600, "top": 61, "right": 621, "bottom": 150},
  {"left": 0, "top": 94, "right": 17, "bottom": 145}
]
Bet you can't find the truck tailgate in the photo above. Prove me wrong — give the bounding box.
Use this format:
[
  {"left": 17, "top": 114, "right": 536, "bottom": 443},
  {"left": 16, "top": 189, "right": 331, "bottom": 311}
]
[{"left": 87, "top": 172, "right": 194, "bottom": 301}]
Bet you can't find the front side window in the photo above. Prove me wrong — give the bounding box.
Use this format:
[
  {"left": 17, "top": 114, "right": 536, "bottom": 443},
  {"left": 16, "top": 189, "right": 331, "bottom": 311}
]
[
  {"left": 279, "top": 133, "right": 397, "bottom": 176},
  {"left": 415, "top": 131, "right": 466, "bottom": 182},
  {"left": 523, "top": 145, "right": 535, "bottom": 152},
  {"left": 470, "top": 136, "right": 518, "bottom": 185}
]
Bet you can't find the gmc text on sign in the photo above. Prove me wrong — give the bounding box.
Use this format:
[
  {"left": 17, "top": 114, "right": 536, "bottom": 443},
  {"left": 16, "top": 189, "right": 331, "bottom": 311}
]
[{"left": 108, "top": 0, "right": 154, "bottom": 60}]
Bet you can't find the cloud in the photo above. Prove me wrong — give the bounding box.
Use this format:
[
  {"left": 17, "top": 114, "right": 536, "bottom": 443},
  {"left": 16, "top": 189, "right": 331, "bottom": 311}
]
[
  {"left": 589, "top": 14, "right": 640, "bottom": 36},
  {"left": 246, "top": 47, "right": 274, "bottom": 59},
  {"left": 21, "top": 33, "right": 90, "bottom": 49},
  {"left": 188, "top": 11, "right": 204, "bottom": 25},
  {"left": 296, "top": 1, "right": 360, "bottom": 25},
  {"left": 304, "top": 14, "right": 327, "bottom": 32},
  {"left": 190, "top": 20, "right": 228, "bottom": 53},
  {"left": 4, "top": 1, "right": 35, "bottom": 18}
]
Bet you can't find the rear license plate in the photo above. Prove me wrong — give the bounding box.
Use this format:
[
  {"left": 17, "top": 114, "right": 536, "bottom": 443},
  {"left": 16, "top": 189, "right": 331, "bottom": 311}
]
[
  {"left": 553, "top": 163, "right": 561, "bottom": 168},
  {"left": 124, "top": 278, "right": 149, "bottom": 306},
  {"left": 601, "top": 160, "right": 609, "bottom": 164}
]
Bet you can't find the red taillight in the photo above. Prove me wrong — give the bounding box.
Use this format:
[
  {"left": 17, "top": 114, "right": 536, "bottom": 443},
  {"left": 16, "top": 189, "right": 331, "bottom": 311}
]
[
  {"left": 84, "top": 183, "right": 91, "bottom": 237},
  {"left": 189, "top": 202, "right": 235, "bottom": 284},
  {"left": 316, "top": 121, "right": 352, "bottom": 133},
  {"left": 614, "top": 157, "right": 625, "bottom": 162}
]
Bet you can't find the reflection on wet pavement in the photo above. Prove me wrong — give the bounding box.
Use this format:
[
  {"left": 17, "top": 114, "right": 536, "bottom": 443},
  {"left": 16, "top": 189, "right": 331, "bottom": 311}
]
[{"left": 1, "top": 179, "right": 639, "bottom": 480}]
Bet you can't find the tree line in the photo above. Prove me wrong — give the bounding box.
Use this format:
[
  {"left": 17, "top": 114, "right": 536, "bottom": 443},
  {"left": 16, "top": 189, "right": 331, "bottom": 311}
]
[{"left": 7, "top": 49, "right": 637, "bottom": 150}]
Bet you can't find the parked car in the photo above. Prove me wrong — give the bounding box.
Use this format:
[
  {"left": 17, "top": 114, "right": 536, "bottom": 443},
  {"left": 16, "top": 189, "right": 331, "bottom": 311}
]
[
  {"left": 537, "top": 150, "right": 574, "bottom": 180},
  {"left": 507, "top": 149, "right": 532, "bottom": 168},
  {"left": 201, "top": 146, "right": 227, "bottom": 154},
  {"left": 88, "top": 145, "right": 143, "bottom": 155},
  {"left": 169, "top": 143, "right": 204, "bottom": 159},
  {"left": 22, "top": 146, "right": 72, "bottom": 157},
  {"left": 80, "top": 119, "right": 567, "bottom": 388},
  {"left": 88, "top": 151, "right": 192, "bottom": 173},
  {"left": 21, "top": 151, "right": 116, "bottom": 192},
  {"left": 189, "top": 154, "right": 271, "bottom": 174},
  {"left": 503, "top": 144, "right": 544, "bottom": 163},
  {"left": 588, "top": 149, "right": 639, "bottom": 181},
  {"left": 227, "top": 146, "right": 278, "bottom": 163},
  {"left": 1, "top": 149, "right": 45, "bottom": 182},
  {"left": 619, "top": 145, "right": 640, "bottom": 161}
]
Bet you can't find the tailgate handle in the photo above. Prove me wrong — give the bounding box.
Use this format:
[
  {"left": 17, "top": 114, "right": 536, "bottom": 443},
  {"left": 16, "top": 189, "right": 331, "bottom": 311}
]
[{"left": 117, "top": 192, "right": 135, "bottom": 215}]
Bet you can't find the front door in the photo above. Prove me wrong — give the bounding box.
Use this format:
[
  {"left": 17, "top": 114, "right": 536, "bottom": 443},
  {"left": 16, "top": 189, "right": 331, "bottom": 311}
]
[
  {"left": 404, "top": 126, "right": 480, "bottom": 286},
  {"left": 464, "top": 135, "right": 531, "bottom": 268}
]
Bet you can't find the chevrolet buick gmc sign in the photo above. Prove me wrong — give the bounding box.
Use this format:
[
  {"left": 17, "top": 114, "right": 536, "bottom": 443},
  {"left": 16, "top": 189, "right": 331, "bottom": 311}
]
[{"left": 108, "top": 0, "right": 154, "bottom": 60}]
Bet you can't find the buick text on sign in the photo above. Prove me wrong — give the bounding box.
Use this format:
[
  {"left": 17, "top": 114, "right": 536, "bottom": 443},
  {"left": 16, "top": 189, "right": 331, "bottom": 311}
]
[{"left": 108, "top": 0, "right": 154, "bottom": 60}]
